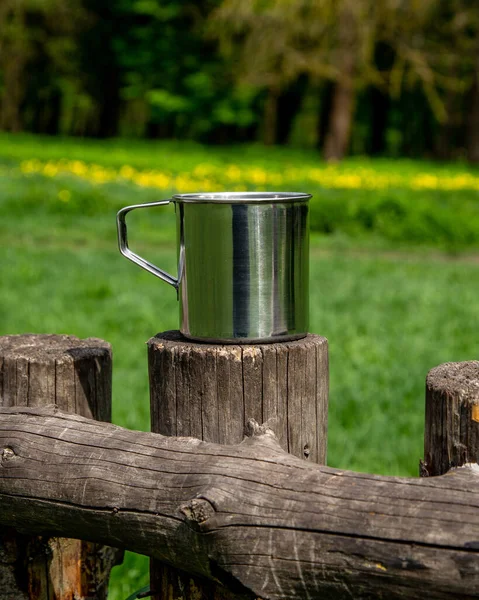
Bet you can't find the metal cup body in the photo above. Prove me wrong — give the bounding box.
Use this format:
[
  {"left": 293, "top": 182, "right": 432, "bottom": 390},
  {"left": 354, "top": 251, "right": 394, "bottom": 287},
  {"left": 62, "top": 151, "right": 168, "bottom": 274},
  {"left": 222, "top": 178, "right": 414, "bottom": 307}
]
[{"left": 176, "top": 193, "right": 310, "bottom": 343}]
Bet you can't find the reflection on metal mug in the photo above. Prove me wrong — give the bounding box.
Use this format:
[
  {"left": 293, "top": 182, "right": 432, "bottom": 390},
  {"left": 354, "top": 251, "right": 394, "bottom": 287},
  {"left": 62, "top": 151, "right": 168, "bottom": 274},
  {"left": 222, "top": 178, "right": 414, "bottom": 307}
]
[{"left": 117, "top": 192, "right": 310, "bottom": 344}]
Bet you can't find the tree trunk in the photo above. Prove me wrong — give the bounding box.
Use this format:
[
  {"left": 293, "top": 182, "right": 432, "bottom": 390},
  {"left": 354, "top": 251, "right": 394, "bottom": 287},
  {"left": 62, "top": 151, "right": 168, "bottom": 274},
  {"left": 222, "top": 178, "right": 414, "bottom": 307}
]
[
  {"left": 276, "top": 75, "right": 308, "bottom": 145},
  {"left": 369, "top": 42, "right": 394, "bottom": 156},
  {"left": 97, "top": 67, "right": 121, "bottom": 138},
  {"left": 317, "top": 81, "right": 334, "bottom": 150},
  {"left": 467, "top": 45, "right": 479, "bottom": 164},
  {"left": 0, "top": 4, "right": 28, "bottom": 133},
  {"left": 1, "top": 407, "right": 479, "bottom": 600},
  {"left": 263, "top": 87, "right": 279, "bottom": 146},
  {"left": 323, "top": 80, "right": 355, "bottom": 161},
  {"left": 44, "top": 89, "right": 62, "bottom": 136},
  {"left": 323, "top": 5, "right": 357, "bottom": 161},
  {"left": 369, "top": 87, "right": 389, "bottom": 155},
  {"left": 80, "top": 0, "right": 121, "bottom": 138}
]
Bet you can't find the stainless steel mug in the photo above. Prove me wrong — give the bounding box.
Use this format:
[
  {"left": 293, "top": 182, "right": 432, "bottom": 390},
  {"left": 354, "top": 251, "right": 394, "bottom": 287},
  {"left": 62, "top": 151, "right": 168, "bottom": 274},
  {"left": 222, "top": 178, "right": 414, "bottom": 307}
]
[{"left": 117, "top": 192, "right": 311, "bottom": 343}]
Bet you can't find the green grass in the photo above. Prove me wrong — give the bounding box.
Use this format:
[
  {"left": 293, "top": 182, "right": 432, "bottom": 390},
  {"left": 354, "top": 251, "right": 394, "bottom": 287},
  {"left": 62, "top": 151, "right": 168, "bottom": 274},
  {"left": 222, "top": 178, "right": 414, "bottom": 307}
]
[
  {"left": 2, "top": 132, "right": 479, "bottom": 251},
  {"left": 1, "top": 134, "right": 478, "bottom": 598},
  {"left": 2, "top": 131, "right": 478, "bottom": 175}
]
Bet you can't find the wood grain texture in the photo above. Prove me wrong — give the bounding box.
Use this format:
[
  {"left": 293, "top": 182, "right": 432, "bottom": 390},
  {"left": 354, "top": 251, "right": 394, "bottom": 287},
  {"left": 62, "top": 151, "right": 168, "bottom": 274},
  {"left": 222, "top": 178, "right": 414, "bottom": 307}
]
[
  {"left": 0, "top": 334, "right": 112, "bottom": 420},
  {"left": 0, "top": 528, "right": 29, "bottom": 600},
  {"left": 1, "top": 408, "right": 478, "bottom": 600},
  {"left": 148, "top": 331, "right": 329, "bottom": 599},
  {"left": 148, "top": 331, "right": 329, "bottom": 461},
  {"left": 0, "top": 334, "right": 120, "bottom": 600},
  {"left": 424, "top": 361, "right": 479, "bottom": 476}
]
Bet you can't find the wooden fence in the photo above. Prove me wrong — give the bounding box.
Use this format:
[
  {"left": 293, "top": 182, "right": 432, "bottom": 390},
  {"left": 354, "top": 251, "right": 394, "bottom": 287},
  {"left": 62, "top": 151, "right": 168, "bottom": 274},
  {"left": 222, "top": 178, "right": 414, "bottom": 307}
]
[{"left": 0, "top": 333, "right": 478, "bottom": 599}]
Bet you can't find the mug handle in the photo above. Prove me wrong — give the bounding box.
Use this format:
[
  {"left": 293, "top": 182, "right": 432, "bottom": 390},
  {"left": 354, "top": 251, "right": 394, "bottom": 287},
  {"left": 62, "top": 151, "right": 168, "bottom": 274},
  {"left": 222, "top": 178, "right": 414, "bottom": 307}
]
[{"left": 116, "top": 200, "right": 178, "bottom": 290}]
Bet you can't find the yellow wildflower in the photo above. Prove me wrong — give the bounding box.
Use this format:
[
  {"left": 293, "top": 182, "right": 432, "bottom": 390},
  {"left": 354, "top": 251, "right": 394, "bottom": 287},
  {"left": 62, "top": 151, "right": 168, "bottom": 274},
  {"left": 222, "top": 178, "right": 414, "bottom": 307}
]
[
  {"left": 43, "top": 163, "right": 58, "bottom": 177},
  {"left": 120, "top": 165, "right": 136, "bottom": 179},
  {"left": 58, "top": 189, "right": 71, "bottom": 202},
  {"left": 70, "top": 160, "right": 88, "bottom": 176},
  {"left": 12, "top": 157, "right": 479, "bottom": 194},
  {"left": 193, "top": 164, "right": 217, "bottom": 177},
  {"left": 225, "top": 165, "right": 242, "bottom": 181}
]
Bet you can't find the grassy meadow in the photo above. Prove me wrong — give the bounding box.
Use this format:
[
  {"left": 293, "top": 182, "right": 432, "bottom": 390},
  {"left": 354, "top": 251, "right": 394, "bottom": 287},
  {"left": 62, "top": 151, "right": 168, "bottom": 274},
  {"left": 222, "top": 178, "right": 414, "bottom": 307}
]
[{"left": 1, "top": 134, "right": 478, "bottom": 598}]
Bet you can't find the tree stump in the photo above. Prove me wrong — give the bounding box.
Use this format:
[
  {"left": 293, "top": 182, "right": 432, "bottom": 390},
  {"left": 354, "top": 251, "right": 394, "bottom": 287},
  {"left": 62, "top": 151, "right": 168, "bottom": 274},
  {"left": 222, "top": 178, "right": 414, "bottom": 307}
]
[
  {"left": 0, "top": 334, "right": 122, "bottom": 599},
  {"left": 148, "top": 331, "right": 329, "bottom": 600},
  {"left": 423, "top": 360, "right": 479, "bottom": 477}
]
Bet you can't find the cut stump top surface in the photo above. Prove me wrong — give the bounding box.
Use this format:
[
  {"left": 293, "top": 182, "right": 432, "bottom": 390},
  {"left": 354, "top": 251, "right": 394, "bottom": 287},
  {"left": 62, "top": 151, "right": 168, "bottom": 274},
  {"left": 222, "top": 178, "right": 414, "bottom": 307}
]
[
  {"left": 427, "top": 361, "right": 479, "bottom": 403},
  {"left": 0, "top": 334, "right": 111, "bottom": 360},
  {"left": 148, "top": 330, "right": 327, "bottom": 351}
]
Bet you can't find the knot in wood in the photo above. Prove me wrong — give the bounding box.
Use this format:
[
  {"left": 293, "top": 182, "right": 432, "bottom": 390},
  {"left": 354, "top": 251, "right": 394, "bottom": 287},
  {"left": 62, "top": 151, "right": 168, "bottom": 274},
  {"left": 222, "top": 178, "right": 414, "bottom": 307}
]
[
  {"left": 180, "top": 498, "right": 215, "bottom": 532},
  {"left": 419, "top": 459, "right": 429, "bottom": 477},
  {"left": 2, "top": 447, "right": 15, "bottom": 462},
  {"left": 245, "top": 418, "right": 276, "bottom": 439}
]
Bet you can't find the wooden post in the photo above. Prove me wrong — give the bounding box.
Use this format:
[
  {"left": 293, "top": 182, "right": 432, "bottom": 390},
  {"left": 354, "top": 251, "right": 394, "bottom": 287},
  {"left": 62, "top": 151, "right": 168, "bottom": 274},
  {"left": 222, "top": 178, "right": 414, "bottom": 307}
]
[
  {"left": 148, "top": 330, "right": 329, "bottom": 599},
  {"left": 423, "top": 360, "right": 479, "bottom": 477},
  {"left": 0, "top": 334, "right": 122, "bottom": 599}
]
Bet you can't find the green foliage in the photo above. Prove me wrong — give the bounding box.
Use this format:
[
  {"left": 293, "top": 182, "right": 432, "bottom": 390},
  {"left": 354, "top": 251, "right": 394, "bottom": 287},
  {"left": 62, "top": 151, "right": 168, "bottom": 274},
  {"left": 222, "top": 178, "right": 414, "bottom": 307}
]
[
  {"left": 106, "top": 0, "right": 260, "bottom": 140},
  {"left": 310, "top": 187, "right": 479, "bottom": 251},
  {"left": 0, "top": 0, "right": 478, "bottom": 159}
]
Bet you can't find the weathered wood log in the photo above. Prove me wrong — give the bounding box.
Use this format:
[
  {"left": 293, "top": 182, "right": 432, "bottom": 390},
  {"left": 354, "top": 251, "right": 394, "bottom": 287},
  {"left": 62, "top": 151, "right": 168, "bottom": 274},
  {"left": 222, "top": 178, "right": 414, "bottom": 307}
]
[
  {"left": 424, "top": 360, "right": 479, "bottom": 476},
  {"left": 147, "top": 331, "right": 329, "bottom": 599},
  {"left": 1, "top": 407, "right": 478, "bottom": 600},
  {"left": 148, "top": 331, "right": 329, "bottom": 460},
  {"left": 0, "top": 334, "right": 122, "bottom": 600}
]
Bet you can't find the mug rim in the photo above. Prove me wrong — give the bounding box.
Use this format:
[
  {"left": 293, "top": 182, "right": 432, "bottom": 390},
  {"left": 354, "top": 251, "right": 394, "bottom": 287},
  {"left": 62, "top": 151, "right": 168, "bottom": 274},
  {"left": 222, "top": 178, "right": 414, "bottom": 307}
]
[{"left": 172, "top": 191, "right": 311, "bottom": 204}]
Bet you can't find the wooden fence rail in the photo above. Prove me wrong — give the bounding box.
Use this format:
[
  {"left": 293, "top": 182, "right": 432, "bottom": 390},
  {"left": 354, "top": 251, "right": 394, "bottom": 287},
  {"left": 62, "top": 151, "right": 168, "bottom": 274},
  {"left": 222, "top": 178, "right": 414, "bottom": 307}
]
[
  {"left": 0, "top": 407, "right": 478, "bottom": 600},
  {"left": 0, "top": 334, "right": 477, "bottom": 599}
]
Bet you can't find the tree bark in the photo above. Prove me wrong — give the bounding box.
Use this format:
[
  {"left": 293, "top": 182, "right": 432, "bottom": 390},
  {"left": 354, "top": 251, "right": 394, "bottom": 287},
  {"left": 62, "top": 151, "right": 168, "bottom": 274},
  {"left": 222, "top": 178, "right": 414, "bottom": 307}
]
[
  {"left": 0, "top": 334, "right": 122, "bottom": 600},
  {"left": 263, "top": 87, "right": 279, "bottom": 146},
  {"left": 434, "top": 73, "right": 459, "bottom": 161},
  {"left": 0, "top": 408, "right": 478, "bottom": 600},
  {"left": 0, "top": 3, "right": 28, "bottom": 133},
  {"left": 369, "top": 42, "right": 394, "bottom": 156},
  {"left": 317, "top": 81, "right": 334, "bottom": 150},
  {"left": 323, "top": 80, "right": 355, "bottom": 161},
  {"left": 423, "top": 361, "right": 479, "bottom": 477},
  {"left": 148, "top": 331, "right": 329, "bottom": 598},
  {"left": 369, "top": 87, "right": 389, "bottom": 155},
  {"left": 276, "top": 75, "right": 308, "bottom": 145},
  {"left": 323, "top": 5, "right": 357, "bottom": 161},
  {"left": 467, "top": 45, "right": 479, "bottom": 164}
]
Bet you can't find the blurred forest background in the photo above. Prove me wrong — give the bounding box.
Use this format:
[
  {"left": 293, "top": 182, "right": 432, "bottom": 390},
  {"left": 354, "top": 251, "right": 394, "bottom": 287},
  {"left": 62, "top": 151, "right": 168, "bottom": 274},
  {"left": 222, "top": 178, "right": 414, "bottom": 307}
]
[{"left": 1, "top": 0, "right": 479, "bottom": 161}]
